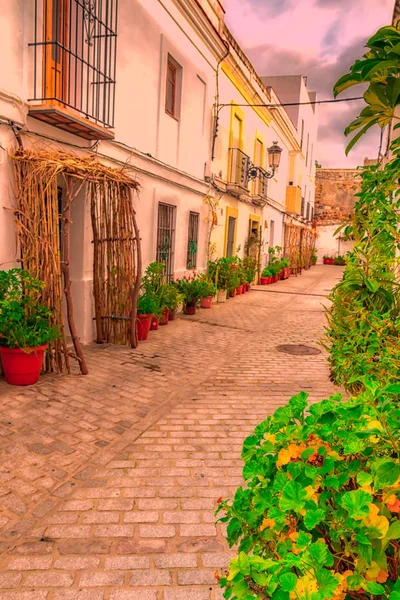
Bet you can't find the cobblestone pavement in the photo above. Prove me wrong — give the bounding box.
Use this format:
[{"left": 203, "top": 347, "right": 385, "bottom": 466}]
[{"left": 0, "top": 266, "right": 343, "bottom": 599}]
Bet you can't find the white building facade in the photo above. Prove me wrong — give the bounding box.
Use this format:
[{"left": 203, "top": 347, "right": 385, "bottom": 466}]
[{"left": 0, "top": 0, "right": 318, "bottom": 344}]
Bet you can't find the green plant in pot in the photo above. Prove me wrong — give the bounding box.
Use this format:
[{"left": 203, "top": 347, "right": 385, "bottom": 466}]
[
  {"left": 198, "top": 274, "right": 217, "bottom": 309},
  {"left": 0, "top": 269, "right": 58, "bottom": 386},
  {"left": 176, "top": 277, "right": 203, "bottom": 315},
  {"left": 136, "top": 293, "right": 159, "bottom": 341},
  {"left": 160, "top": 282, "right": 183, "bottom": 322},
  {"left": 216, "top": 259, "right": 231, "bottom": 302},
  {"left": 141, "top": 262, "right": 166, "bottom": 330},
  {"left": 243, "top": 256, "right": 257, "bottom": 289},
  {"left": 227, "top": 270, "right": 240, "bottom": 297}
]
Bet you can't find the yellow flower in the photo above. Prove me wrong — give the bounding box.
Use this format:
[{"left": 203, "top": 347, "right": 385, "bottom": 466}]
[
  {"left": 305, "top": 485, "right": 320, "bottom": 504},
  {"left": 362, "top": 503, "right": 389, "bottom": 539},
  {"left": 265, "top": 433, "right": 276, "bottom": 444},
  {"left": 260, "top": 518, "right": 275, "bottom": 531},
  {"left": 276, "top": 443, "right": 306, "bottom": 468}
]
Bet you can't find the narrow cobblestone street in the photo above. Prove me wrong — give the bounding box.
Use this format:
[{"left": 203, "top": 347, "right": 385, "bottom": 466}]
[{"left": 0, "top": 266, "right": 343, "bottom": 600}]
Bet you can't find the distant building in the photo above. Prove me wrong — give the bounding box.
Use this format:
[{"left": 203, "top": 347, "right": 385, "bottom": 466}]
[{"left": 314, "top": 158, "right": 376, "bottom": 261}]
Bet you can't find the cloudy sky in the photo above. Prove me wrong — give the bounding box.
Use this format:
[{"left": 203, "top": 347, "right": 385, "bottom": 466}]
[{"left": 224, "top": 0, "right": 394, "bottom": 168}]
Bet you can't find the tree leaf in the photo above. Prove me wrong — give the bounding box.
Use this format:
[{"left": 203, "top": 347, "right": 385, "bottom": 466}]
[
  {"left": 341, "top": 490, "right": 372, "bottom": 518},
  {"left": 386, "top": 520, "right": 400, "bottom": 540},
  {"left": 304, "top": 508, "right": 326, "bottom": 530},
  {"left": 363, "top": 581, "right": 385, "bottom": 595},
  {"left": 279, "top": 573, "right": 297, "bottom": 592},
  {"left": 345, "top": 120, "right": 379, "bottom": 155},
  {"left": 279, "top": 481, "right": 308, "bottom": 512},
  {"left": 333, "top": 72, "right": 363, "bottom": 97},
  {"left": 374, "top": 460, "right": 400, "bottom": 489},
  {"left": 357, "top": 472, "right": 373, "bottom": 486},
  {"left": 238, "top": 551, "right": 250, "bottom": 576}
]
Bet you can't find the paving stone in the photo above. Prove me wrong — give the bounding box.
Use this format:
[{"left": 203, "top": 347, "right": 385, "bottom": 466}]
[{"left": 0, "top": 268, "right": 341, "bottom": 600}]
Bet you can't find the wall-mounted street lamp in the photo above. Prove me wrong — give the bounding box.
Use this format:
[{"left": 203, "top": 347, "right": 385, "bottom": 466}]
[{"left": 247, "top": 141, "right": 283, "bottom": 181}]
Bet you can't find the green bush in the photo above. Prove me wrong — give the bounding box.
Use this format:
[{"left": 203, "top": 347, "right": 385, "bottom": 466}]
[
  {"left": 137, "top": 293, "right": 159, "bottom": 315},
  {"left": 217, "top": 383, "right": 400, "bottom": 600},
  {"left": 197, "top": 274, "right": 217, "bottom": 299},
  {"left": 0, "top": 269, "right": 58, "bottom": 350},
  {"left": 262, "top": 266, "right": 272, "bottom": 277}
]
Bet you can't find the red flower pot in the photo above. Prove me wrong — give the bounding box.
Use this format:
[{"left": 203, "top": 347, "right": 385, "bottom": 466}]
[
  {"left": 282, "top": 267, "right": 290, "bottom": 279},
  {"left": 0, "top": 344, "right": 48, "bottom": 386},
  {"left": 229, "top": 289, "right": 237, "bottom": 298},
  {"left": 160, "top": 307, "right": 169, "bottom": 325},
  {"left": 168, "top": 310, "right": 177, "bottom": 321},
  {"left": 272, "top": 276, "right": 278, "bottom": 283},
  {"left": 260, "top": 277, "right": 268, "bottom": 285},
  {"left": 150, "top": 315, "right": 159, "bottom": 330},
  {"left": 137, "top": 314, "right": 152, "bottom": 341},
  {"left": 265, "top": 277, "right": 272, "bottom": 284},
  {"left": 200, "top": 296, "right": 212, "bottom": 309},
  {"left": 246, "top": 284, "right": 251, "bottom": 291},
  {"left": 184, "top": 301, "right": 196, "bottom": 315},
  {"left": 236, "top": 285, "right": 243, "bottom": 295}
]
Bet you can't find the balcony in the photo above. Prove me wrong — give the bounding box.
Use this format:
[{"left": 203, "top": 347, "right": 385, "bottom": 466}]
[
  {"left": 227, "top": 148, "right": 270, "bottom": 206},
  {"left": 28, "top": 0, "right": 117, "bottom": 140},
  {"left": 227, "top": 148, "right": 251, "bottom": 197},
  {"left": 285, "top": 185, "right": 302, "bottom": 215}
]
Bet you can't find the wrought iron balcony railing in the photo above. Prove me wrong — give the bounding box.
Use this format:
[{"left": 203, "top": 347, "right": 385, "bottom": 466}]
[
  {"left": 28, "top": 0, "right": 118, "bottom": 138},
  {"left": 228, "top": 148, "right": 251, "bottom": 188}
]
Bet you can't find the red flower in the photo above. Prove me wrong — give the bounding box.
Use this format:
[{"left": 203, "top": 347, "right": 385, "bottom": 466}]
[{"left": 217, "top": 496, "right": 223, "bottom": 504}]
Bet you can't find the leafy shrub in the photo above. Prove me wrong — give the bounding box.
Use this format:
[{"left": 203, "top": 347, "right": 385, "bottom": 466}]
[
  {"left": 244, "top": 257, "right": 257, "bottom": 284},
  {"left": 142, "top": 262, "right": 166, "bottom": 294},
  {"left": 137, "top": 293, "right": 159, "bottom": 315},
  {"left": 197, "top": 274, "right": 217, "bottom": 299},
  {"left": 217, "top": 382, "right": 400, "bottom": 600},
  {"left": 0, "top": 269, "right": 58, "bottom": 350},
  {"left": 262, "top": 266, "right": 272, "bottom": 278},
  {"left": 176, "top": 277, "right": 204, "bottom": 305},
  {"left": 325, "top": 164, "right": 400, "bottom": 392}
]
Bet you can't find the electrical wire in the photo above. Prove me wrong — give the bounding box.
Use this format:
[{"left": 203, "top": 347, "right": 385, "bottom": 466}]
[{"left": 217, "top": 96, "right": 364, "bottom": 111}]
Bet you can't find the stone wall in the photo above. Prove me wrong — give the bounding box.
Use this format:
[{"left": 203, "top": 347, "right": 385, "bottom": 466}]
[{"left": 315, "top": 168, "right": 362, "bottom": 226}]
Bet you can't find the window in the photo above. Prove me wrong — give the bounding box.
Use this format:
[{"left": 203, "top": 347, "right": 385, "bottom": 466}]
[
  {"left": 301, "top": 197, "right": 305, "bottom": 216},
  {"left": 226, "top": 217, "right": 236, "bottom": 258},
  {"left": 165, "top": 56, "right": 182, "bottom": 118},
  {"left": 306, "top": 202, "right": 310, "bottom": 221},
  {"left": 309, "top": 144, "right": 313, "bottom": 174},
  {"left": 156, "top": 203, "right": 176, "bottom": 281},
  {"left": 30, "top": 0, "right": 117, "bottom": 134},
  {"left": 306, "top": 133, "right": 310, "bottom": 166},
  {"left": 187, "top": 212, "right": 199, "bottom": 269}
]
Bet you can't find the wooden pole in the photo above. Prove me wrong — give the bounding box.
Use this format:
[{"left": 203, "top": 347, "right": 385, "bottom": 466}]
[
  {"left": 129, "top": 188, "right": 142, "bottom": 348},
  {"left": 61, "top": 177, "right": 88, "bottom": 375},
  {"left": 90, "top": 183, "right": 104, "bottom": 343}
]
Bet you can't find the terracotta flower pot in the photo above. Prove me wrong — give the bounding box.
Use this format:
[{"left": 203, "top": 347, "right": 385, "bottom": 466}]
[
  {"left": 137, "top": 314, "right": 152, "bottom": 341},
  {"left": 150, "top": 315, "right": 159, "bottom": 330},
  {"left": 160, "top": 307, "right": 169, "bottom": 325},
  {"left": 236, "top": 284, "right": 243, "bottom": 295},
  {"left": 0, "top": 344, "right": 48, "bottom": 386},
  {"left": 200, "top": 296, "right": 212, "bottom": 309},
  {"left": 168, "top": 310, "right": 177, "bottom": 321},
  {"left": 217, "top": 289, "right": 227, "bottom": 303},
  {"left": 229, "top": 289, "right": 237, "bottom": 298},
  {"left": 184, "top": 301, "right": 196, "bottom": 315},
  {"left": 266, "top": 277, "right": 273, "bottom": 284},
  {"left": 246, "top": 284, "right": 251, "bottom": 291},
  {"left": 260, "top": 277, "right": 268, "bottom": 285}
]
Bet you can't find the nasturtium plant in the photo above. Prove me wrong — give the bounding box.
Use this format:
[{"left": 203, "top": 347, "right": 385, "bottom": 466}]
[{"left": 217, "top": 384, "right": 400, "bottom": 600}]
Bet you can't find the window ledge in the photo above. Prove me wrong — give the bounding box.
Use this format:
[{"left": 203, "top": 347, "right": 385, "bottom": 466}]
[{"left": 28, "top": 101, "right": 115, "bottom": 141}]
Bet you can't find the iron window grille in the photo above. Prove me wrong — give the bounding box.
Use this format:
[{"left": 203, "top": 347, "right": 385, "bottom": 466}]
[
  {"left": 301, "top": 197, "right": 305, "bottom": 216},
  {"left": 29, "top": 0, "right": 118, "bottom": 129},
  {"left": 306, "top": 202, "right": 310, "bottom": 221},
  {"left": 156, "top": 203, "right": 176, "bottom": 282},
  {"left": 187, "top": 212, "right": 199, "bottom": 269}
]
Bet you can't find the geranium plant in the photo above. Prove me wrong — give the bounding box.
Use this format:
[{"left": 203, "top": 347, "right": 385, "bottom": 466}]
[{"left": 217, "top": 382, "right": 400, "bottom": 600}]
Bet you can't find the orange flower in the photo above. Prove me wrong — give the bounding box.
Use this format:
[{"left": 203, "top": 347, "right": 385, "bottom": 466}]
[{"left": 386, "top": 494, "right": 400, "bottom": 513}]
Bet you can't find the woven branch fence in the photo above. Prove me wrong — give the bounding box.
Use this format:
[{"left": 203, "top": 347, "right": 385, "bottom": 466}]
[
  {"left": 284, "top": 224, "right": 317, "bottom": 272},
  {"left": 11, "top": 149, "right": 141, "bottom": 375}
]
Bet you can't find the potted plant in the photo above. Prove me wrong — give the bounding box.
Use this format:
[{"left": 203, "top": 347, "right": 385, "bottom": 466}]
[
  {"left": 137, "top": 293, "right": 158, "bottom": 341},
  {"left": 243, "top": 256, "right": 256, "bottom": 290},
  {"left": 141, "top": 262, "right": 166, "bottom": 330},
  {"left": 333, "top": 255, "right": 346, "bottom": 266},
  {"left": 280, "top": 257, "right": 290, "bottom": 279},
  {"left": 160, "top": 282, "right": 183, "bottom": 321},
  {"left": 0, "top": 269, "right": 58, "bottom": 386},
  {"left": 176, "top": 277, "right": 202, "bottom": 315},
  {"left": 269, "top": 262, "right": 280, "bottom": 283},
  {"left": 312, "top": 249, "right": 318, "bottom": 265},
  {"left": 211, "top": 259, "right": 230, "bottom": 303},
  {"left": 260, "top": 266, "right": 272, "bottom": 285},
  {"left": 228, "top": 270, "right": 240, "bottom": 298},
  {"left": 198, "top": 275, "right": 217, "bottom": 309}
]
